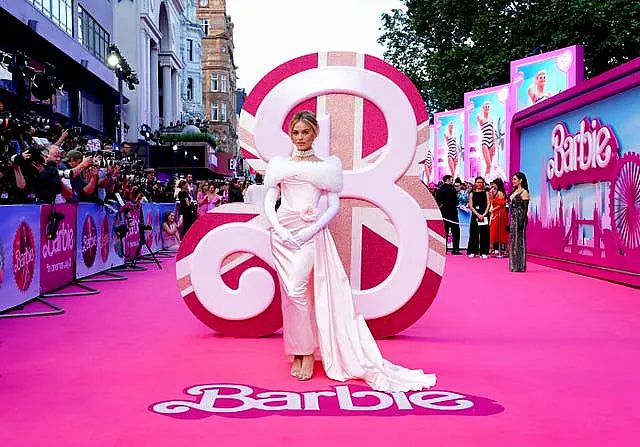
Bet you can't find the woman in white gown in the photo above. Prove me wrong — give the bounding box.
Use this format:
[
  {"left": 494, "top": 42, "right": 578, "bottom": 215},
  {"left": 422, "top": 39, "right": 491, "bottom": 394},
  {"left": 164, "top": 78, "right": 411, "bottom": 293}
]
[{"left": 263, "top": 111, "right": 436, "bottom": 392}]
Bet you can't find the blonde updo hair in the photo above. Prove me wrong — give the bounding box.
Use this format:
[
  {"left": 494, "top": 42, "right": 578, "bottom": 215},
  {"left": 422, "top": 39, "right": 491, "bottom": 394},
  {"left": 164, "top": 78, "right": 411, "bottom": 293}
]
[{"left": 288, "top": 110, "right": 319, "bottom": 139}]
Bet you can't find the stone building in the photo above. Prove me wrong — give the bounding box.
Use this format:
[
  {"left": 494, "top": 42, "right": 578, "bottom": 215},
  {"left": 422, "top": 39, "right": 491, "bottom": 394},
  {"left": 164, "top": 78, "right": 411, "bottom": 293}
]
[
  {"left": 196, "top": 0, "right": 237, "bottom": 155},
  {"left": 180, "top": 0, "right": 205, "bottom": 123},
  {"left": 114, "top": 0, "right": 186, "bottom": 137}
]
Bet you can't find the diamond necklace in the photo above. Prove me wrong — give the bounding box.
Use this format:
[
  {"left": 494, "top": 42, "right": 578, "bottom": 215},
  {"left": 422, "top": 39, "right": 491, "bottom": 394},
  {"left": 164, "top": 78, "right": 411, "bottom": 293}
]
[{"left": 292, "top": 147, "right": 315, "bottom": 158}]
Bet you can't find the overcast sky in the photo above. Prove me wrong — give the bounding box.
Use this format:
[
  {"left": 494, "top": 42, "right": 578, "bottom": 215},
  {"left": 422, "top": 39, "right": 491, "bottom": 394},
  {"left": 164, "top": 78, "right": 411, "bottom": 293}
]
[{"left": 226, "top": 0, "right": 406, "bottom": 94}]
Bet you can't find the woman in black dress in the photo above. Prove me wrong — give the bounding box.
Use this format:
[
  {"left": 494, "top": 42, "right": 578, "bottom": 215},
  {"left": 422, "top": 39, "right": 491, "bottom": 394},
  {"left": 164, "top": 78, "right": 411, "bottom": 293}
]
[
  {"left": 509, "top": 172, "right": 530, "bottom": 272},
  {"left": 177, "top": 179, "right": 195, "bottom": 237},
  {"left": 468, "top": 176, "right": 491, "bottom": 258}
]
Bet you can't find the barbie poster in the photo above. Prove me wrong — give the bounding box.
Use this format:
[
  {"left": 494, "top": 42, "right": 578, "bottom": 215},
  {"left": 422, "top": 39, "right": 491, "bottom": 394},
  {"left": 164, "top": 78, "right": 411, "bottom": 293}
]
[
  {"left": 434, "top": 109, "right": 465, "bottom": 181},
  {"left": 419, "top": 125, "right": 436, "bottom": 185},
  {"left": 464, "top": 85, "right": 510, "bottom": 181},
  {"left": 510, "top": 46, "right": 584, "bottom": 113}
]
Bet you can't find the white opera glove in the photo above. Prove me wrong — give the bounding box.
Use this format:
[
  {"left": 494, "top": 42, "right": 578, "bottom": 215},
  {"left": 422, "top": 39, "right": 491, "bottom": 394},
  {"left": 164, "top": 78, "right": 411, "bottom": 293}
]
[
  {"left": 263, "top": 186, "right": 281, "bottom": 229},
  {"left": 293, "top": 192, "right": 340, "bottom": 246},
  {"left": 264, "top": 186, "right": 301, "bottom": 248},
  {"left": 274, "top": 224, "right": 301, "bottom": 249},
  {"left": 293, "top": 226, "right": 317, "bottom": 246}
]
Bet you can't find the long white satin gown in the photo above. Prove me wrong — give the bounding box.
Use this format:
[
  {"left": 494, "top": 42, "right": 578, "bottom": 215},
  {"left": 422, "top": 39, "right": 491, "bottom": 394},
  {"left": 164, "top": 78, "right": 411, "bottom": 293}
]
[{"left": 265, "top": 156, "right": 436, "bottom": 392}]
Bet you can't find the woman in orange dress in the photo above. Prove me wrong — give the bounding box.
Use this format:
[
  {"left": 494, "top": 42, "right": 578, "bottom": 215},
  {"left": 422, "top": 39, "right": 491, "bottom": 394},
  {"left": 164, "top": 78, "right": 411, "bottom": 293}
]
[{"left": 490, "top": 178, "right": 509, "bottom": 254}]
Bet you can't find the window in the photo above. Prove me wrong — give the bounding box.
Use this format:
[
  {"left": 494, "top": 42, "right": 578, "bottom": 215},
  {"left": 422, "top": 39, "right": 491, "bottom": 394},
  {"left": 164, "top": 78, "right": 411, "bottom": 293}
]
[
  {"left": 81, "top": 90, "right": 104, "bottom": 131},
  {"left": 210, "top": 73, "right": 218, "bottom": 91},
  {"left": 55, "top": 90, "right": 72, "bottom": 117},
  {"left": 221, "top": 102, "right": 227, "bottom": 122},
  {"left": 187, "top": 78, "right": 193, "bottom": 101},
  {"left": 77, "top": 6, "right": 110, "bottom": 63},
  {"left": 187, "top": 39, "right": 194, "bottom": 62},
  {"left": 221, "top": 74, "right": 227, "bottom": 93},
  {"left": 211, "top": 101, "right": 219, "bottom": 121},
  {"left": 29, "top": 0, "right": 73, "bottom": 36},
  {"left": 199, "top": 19, "right": 209, "bottom": 35}
]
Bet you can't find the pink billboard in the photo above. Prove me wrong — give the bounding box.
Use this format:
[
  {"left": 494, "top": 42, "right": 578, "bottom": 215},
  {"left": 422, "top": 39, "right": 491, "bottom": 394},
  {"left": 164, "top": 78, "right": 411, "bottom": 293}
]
[
  {"left": 510, "top": 45, "right": 584, "bottom": 113},
  {"left": 511, "top": 56, "right": 640, "bottom": 287},
  {"left": 418, "top": 125, "right": 436, "bottom": 185},
  {"left": 40, "top": 204, "right": 76, "bottom": 293}
]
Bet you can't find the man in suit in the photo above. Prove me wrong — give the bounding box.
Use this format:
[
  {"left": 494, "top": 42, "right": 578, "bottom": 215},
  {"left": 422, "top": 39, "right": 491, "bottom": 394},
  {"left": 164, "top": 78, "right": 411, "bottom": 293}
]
[
  {"left": 436, "top": 175, "right": 462, "bottom": 254},
  {"left": 228, "top": 177, "right": 245, "bottom": 203}
]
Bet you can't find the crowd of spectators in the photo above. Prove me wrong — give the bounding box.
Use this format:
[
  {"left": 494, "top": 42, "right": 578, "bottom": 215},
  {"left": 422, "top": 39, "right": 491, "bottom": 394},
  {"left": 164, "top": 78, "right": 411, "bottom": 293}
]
[
  {"left": 160, "top": 173, "right": 265, "bottom": 251},
  {"left": 0, "top": 126, "right": 175, "bottom": 207},
  {"left": 433, "top": 175, "right": 511, "bottom": 257}
]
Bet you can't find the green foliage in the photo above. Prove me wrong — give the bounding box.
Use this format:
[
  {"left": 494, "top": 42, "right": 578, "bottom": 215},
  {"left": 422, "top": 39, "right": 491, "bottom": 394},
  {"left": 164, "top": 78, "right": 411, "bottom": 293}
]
[
  {"left": 379, "top": 0, "right": 640, "bottom": 114},
  {"left": 158, "top": 132, "right": 217, "bottom": 148}
]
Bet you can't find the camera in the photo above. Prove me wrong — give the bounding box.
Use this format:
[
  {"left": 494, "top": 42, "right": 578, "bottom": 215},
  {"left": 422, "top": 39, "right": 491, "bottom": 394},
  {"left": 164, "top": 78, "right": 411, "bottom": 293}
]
[
  {"left": 46, "top": 210, "right": 65, "bottom": 240},
  {"left": 0, "top": 111, "right": 53, "bottom": 169},
  {"left": 10, "top": 146, "right": 46, "bottom": 168}
]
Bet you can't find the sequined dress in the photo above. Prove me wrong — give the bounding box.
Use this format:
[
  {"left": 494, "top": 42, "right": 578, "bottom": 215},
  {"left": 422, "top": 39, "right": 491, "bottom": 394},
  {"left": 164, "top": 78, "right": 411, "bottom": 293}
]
[{"left": 509, "top": 190, "right": 529, "bottom": 272}]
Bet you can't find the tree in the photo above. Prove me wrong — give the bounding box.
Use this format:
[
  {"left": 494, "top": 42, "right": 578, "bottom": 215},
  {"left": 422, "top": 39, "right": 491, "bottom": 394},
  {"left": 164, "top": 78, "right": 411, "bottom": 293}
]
[{"left": 378, "top": 0, "right": 640, "bottom": 113}]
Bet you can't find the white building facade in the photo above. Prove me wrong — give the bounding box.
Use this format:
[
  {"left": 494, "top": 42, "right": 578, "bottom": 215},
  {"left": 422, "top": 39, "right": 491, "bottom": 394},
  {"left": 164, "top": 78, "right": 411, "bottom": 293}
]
[
  {"left": 114, "top": 0, "right": 193, "bottom": 140},
  {"left": 180, "top": 0, "right": 204, "bottom": 123}
]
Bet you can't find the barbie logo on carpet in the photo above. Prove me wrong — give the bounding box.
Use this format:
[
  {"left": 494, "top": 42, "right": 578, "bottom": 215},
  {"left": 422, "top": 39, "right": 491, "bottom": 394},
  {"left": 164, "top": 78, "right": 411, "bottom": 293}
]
[{"left": 150, "top": 384, "right": 503, "bottom": 418}]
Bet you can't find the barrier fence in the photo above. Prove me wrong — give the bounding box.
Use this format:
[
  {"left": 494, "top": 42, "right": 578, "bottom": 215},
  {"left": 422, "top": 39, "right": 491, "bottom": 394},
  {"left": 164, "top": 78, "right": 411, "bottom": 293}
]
[{"left": 0, "top": 203, "right": 176, "bottom": 313}]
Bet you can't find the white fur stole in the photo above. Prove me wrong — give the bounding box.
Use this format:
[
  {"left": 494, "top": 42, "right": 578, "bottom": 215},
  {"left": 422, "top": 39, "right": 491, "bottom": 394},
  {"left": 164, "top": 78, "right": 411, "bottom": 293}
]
[{"left": 264, "top": 156, "right": 343, "bottom": 193}]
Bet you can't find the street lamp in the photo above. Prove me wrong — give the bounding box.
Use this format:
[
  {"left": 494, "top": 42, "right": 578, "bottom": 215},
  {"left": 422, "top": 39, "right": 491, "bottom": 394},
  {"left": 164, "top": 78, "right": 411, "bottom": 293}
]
[
  {"left": 106, "top": 45, "right": 139, "bottom": 146},
  {"left": 107, "top": 53, "right": 120, "bottom": 69}
]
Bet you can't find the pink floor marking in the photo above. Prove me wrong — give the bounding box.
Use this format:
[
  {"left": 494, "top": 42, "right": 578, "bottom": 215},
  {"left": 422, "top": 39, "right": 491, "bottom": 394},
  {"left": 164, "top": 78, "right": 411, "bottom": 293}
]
[{"left": 1, "top": 255, "right": 639, "bottom": 446}]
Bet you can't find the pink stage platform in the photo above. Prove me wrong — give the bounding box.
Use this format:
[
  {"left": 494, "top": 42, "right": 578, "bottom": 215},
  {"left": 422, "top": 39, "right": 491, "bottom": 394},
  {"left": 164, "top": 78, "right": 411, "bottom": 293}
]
[{"left": 1, "top": 256, "right": 639, "bottom": 446}]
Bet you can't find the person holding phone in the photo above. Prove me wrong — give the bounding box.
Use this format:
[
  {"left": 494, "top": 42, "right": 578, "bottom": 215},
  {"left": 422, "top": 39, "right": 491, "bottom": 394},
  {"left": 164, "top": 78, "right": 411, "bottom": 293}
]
[{"left": 467, "top": 176, "right": 491, "bottom": 258}]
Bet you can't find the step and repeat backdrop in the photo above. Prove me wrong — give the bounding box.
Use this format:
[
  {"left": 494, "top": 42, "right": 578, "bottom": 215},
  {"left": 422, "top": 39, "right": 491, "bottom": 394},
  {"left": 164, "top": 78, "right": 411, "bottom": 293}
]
[{"left": 0, "top": 203, "right": 175, "bottom": 312}]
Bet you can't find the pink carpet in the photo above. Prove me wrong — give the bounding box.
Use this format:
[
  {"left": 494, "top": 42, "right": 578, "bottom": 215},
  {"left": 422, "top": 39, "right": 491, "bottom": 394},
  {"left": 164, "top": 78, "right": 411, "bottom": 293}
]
[{"left": 1, "top": 256, "right": 639, "bottom": 446}]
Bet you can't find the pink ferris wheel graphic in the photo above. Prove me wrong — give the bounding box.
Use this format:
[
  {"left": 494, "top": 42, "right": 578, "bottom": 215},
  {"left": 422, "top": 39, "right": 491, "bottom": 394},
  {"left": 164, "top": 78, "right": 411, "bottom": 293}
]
[{"left": 609, "top": 152, "right": 640, "bottom": 251}]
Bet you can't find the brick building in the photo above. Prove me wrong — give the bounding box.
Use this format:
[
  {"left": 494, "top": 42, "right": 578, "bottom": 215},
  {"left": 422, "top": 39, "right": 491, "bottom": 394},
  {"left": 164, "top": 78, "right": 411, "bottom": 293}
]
[{"left": 196, "top": 0, "right": 237, "bottom": 156}]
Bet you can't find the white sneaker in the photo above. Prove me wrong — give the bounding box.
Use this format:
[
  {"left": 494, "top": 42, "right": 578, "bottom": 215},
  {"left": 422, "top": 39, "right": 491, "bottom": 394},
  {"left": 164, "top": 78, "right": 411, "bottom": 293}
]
[
  {"left": 468, "top": 254, "right": 475, "bottom": 258},
  {"left": 481, "top": 254, "right": 489, "bottom": 259}
]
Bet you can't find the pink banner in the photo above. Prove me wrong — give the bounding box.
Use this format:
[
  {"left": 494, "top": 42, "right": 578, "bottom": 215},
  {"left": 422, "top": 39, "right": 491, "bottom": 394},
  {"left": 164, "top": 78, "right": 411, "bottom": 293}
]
[
  {"left": 39, "top": 204, "right": 76, "bottom": 293},
  {"left": 124, "top": 205, "right": 142, "bottom": 261}
]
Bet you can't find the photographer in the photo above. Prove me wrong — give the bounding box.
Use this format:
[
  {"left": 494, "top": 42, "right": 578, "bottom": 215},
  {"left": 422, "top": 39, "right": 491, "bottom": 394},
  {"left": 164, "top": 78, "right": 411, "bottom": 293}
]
[
  {"left": 44, "top": 145, "right": 78, "bottom": 203},
  {"left": 12, "top": 146, "right": 61, "bottom": 204},
  {"left": 62, "top": 149, "right": 99, "bottom": 202},
  {"left": 101, "top": 162, "right": 121, "bottom": 199},
  {"left": 141, "top": 168, "right": 163, "bottom": 203}
]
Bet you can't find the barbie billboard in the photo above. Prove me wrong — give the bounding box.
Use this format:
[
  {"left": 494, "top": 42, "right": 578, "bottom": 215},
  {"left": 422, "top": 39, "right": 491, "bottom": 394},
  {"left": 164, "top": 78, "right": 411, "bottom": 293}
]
[
  {"left": 418, "top": 125, "right": 436, "bottom": 185},
  {"left": 464, "top": 85, "right": 511, "bottom": 181},
  {"left": 512, "top": 56, "right": 640, "bottom": 287},
  {"left": 510, "top": 45, "right": 584, "bottom": 113}
]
